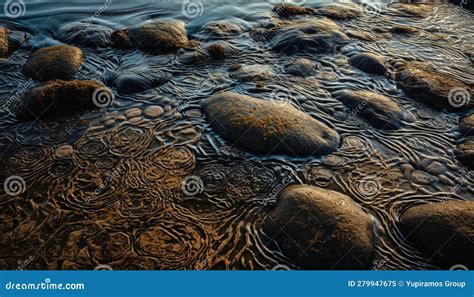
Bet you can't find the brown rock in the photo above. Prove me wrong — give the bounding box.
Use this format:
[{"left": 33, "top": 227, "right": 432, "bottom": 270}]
[
  {"left": 459, "top": 113, "right": 474, "bottom": 136},
  {"left": 0, "top": 28, "right": 9, "bottom": 58}
]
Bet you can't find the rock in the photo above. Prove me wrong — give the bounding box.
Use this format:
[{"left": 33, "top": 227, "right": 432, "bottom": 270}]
[
  {"left": 400, "top": 201, "right": 474, "bottom": 269},
  {"left": 229, "top": 64, "right": 274, "bottom": 82},
  {"left": 23, "top": 45, "right": 84, "bottom": 81},
  {"left": 57, "top": 22, "right": 113, "bottom": 48},
  {"left": 285, "top": 58, "right": 315, "bottom": 77},
  {"left": 260, "top": 19, "right": 350, "bottom": 55},
  {"left": 390, "top": 3, "right": 433, "bottom": 17},
  {"left": 333, "top": 90, "right": 404, "bottom": 130},
  {"left": 349, "top": 52, "right": 388, "bottom": 75},
  {"left": 263, "top": 185, "right": 374, "bottom": 269},
  {"left": 144, "top": 105, "right": 164, "bottom": 118},
  {"left": 111, "top": 29, "right": 134, "bottom": 50},
  {"left": 316, "top": 3, "right": 363, "bottom": 20},
  {"left": 205, "top": 41, "right": 238, "bottom": 60},
  {"left": 459, "top": 113, "right": 474, "bottom": 136},
  {"left": 396, "top": 61, "right": 473, "bottom": 111},
  {"left": 273, "top": 3, "right": 315, "bottom": 18},
  {"left": 16, "top": 80, "right": 108, "bottom": 121},
  {"left": 455, "top": 137, "right": 474, "bottom": 168},
  {"left": 346, "top": 29, "right": 388, "bottom": 42},
  {"left": 127, "top": 20, "right": 189, "bottom": 54},
  {"left": 109, "top": 65, "right": 171, "bottom": 94},
  {"left": 390, "top": 24, "right": 419, "bottom": 35},
  {"left": 200, "top": 21, "right": 242, "bottom": 38},
  {"left": 0, "top": 28, "right": 9, "bottom": 57},
  {"left": 201, "top": 91, "right": 340, "bottom": 156}
]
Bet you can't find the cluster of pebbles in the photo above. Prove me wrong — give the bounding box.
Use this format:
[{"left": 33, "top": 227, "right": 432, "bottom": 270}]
[{"left": 0, "top": 1, "right": 473, "bottom": 269}]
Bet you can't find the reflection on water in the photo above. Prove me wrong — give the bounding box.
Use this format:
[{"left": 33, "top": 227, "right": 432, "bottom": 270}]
[{"left": 0, "top": 0, "right": 473, "bottom": 270}]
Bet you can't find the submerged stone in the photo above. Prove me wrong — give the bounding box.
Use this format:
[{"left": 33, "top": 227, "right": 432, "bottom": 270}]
[
  {"left": 109, "top": 66, "right": 171, "bottom": 94},
  {"left": 273, "top": 3, "right": 316, "bottom": 18},
  {"left": 229, "top": 64, "right": 274, "bottom": 81},
  {"left": 455, "top": 137, "right": 474, "bottom": 168},
  {"left": 16, "top": 80, "right": 108, "bottom": 121},
  {"left": 349, "top": 52, "right": 388, "bottom": 75},
  {"left": 396, "top": 61, "right": 473, "bottom": 111},
  {"left": 285, "top": 58, "right": 315, "bottom": 77},
  {"left": 23, "top": 45, "right": 84, "bottom": 81},
  {"left": 263, "top": 185, "right": 374, "bottom": 269},
  {"left": 400, "top": 200, "right": 474, "bottom": 269},
  {"left": 334, "top": 90, "right": 404, "bottom": 130},
  {"left": 390, "top": 3, "right": 433, "bottom": 17},
  {"left": 201, "top": 91, "right": 340, "bottom": 156},
  {"left": 0, "top": 28, "right": 8, "bottom": 58},
  {"left": 200, "top": 21, "right": 242, "bottom": 38},
  {"left": 459, "top": 113, "right": 474, "bottom": 136},
  {"left": 58, "top": 22, "right": 113, "bottom": 48},
  {"left": 127, "top": 20, "right": 190, "bottom": 54},
  {"left": 316, "top": 3, "right": 363, "bottom": 20}
]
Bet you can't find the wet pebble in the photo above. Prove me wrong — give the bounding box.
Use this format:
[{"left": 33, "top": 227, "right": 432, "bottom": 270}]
[{"left": 144, "top": 105, "right": 164, "bottom": 118}]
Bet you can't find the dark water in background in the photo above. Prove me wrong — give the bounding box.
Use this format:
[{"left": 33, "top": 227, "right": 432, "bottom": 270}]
[{"left": 0, "top": 0, "right": 473, "bottom": 270}]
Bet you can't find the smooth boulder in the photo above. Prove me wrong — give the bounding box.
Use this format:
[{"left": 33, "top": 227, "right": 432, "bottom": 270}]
[
  {"left": 273, "top": 3, "right": 315, "bottom": 18},
  {"left": 263, "top": 185, "right": 374, "bottom": 269},
  {"left": 0, "top": 28, "right": 8, "bottom": 58},
  {"left": 455, "top": 137, "right": 474, "bottom": 168},
  {"left": 316, "top": 3, "right": 363, "bottom": 20},
  {"left": 201, "top": 91, "right": 340, "bottom": 156},
  {"left": 400, "top": 201, "right": 474, "bottom": 269},
  {"left": 390, "top": 3, "right": 432, "bottom": 17},
  {"left": 109, "top": 66, "right": 171, "bottom": 94},
  {"left": 127, "top": 20, "right": 189, "bottom": 54},
  {"left": 16, "top": 80, "right": 109, "bottom": 121},
  {"left": 396, "top": 61, "right": 473, "bottom": 111},
  {"left": 285, "top": 58, "right": 316, "bottom": 77},
  {"left": 23, "top": 45, "right": 84, "bottom": 81},
  {"left": 349, "top": 52, "right": 388, "bottom": 75},
  {"left": 255, "top": 19, "right": 350, "bottom": 55},
  {"left": 200, "top": 21, "right": 242, "bottom": 38},
  {"left": 334, "top": 90, "right": 404, "bottom": 130},
  {"left": 459, "top": 113, "right": 474, "bottom": 136},
  {"left": 58, "top": 22, "right": 113, "bottom": 48}
]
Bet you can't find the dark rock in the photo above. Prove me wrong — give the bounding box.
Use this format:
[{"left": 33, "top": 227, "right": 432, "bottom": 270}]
[
  {"left": 0, "top": 28, "right": 9, "bottom": 58},
  {"left": 390, "top": 24, "right": 419, "bottom": 35},
  {"left": 273, "top": 3, "right": 315, "bottom": 18},
  {"left": 57, "top": 22, "right": 113, "bottom": 48},
  {"left": 349, "top": 52, "right": 388, "bottom": 75},
  {"left": 201, "top": 91, "right": 340, "bottom": 156},
  {"left": 334, "top": 90, "right": 404, "bottom": 130},
  {"left": 111, "top": 29, "right": 134, "bottom": 50},
  {"left": 109, "top": 66, "right": 171, "bottom": 94},
  {"left": 7, "top": 30, "right": 28, "bottom": 54},
  {"left": 455, "top": 137, "right": 474, "bottom": 168},
  {"left": 258, "top": 19, "right": 350, "bottom": 55},
  {"left": 200, "top": 21, "right": 242, "bottom": 38},
  {"left": 390, "top": 3, "right": 433, "bottom": 17},
  {"left": 127, "top": 20, "right": 189, "bottom": 54},
  {"left": 316, "top": 3, "right": 363, "bottom": 20},
  {"left": 346, "top": 29, "right": 389, "bottom": 42},
  {"left": 285, "top": 58, "right": 315, "bottom": 77},
  {"left": 459, "top": 113, "right": 474, "bottom": 136},
  {"left": 396, "top": 61, "right": 473, "bottom": 111},
  {"left": 400, "top": 200, "right": 474, "bottom": 269},
  {"left": 205, "top": 41, "right": 238, "bottom": 60},
  {"left": 23, "top": 45, "right": 84, "bottom": 81},
  {"left": 263, "top": 185, "right": 374, "bottom": 269},
  {"left": 229, "top": 64, "right": 274, "bottom": 81},
  {"left": 16, "top": 80, "right": 109, "bottom": 121}
]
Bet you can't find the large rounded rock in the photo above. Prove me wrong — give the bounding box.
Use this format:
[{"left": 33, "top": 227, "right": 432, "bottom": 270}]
[
  {"left": 16, "top": 80, "right": 108, "bottom": 121},
  {"left": 57, "top": 22, "right": 113, "bottom": 48},
  {"left": 200, "top": 21, "right": 242, "bottom": 38},
  {"left": 127, "top": 20, "right": 189, "bottom": 54},
  {"left": 400, "top": 201, "right": 474, "bottom": 269},
  {"left": 0, "top": 28, "right": 9, "bottom": 57},
  {"left": 23, "top": 45, "right": 84, "bottom": 81},
  {"left": 390, "top": 3, "right": 433, "bottom": 17},
  {"left": 254, "top": 19, "right": 350, "bottom": 55},
  {"left": 455, "top": 137, "right": 474, "bottom": 168},
  {"left": 334, "top": 90, "right": 404, "bottom": 130},
  {"left": 109, "top": 66, "right": 171, "bottom": 94},
  {"left": 201, "top": 91, "right": 340, "bottom": 156},
  {"left": 396, "top": 61, "right": 473, "bottom": 111},
  {"left": 349, "top": 52, "right": 388, "bottom": 75},
  {"left": 285, "top": 58, "right": 316, "bottom": 77},
  {"left": 316, "top": 3, "right": 363, "bottom": 20},
  {"left": 273, "top": 3, "right": 315, "bottom": 18},
  {"left": 459, "top": 113, "right": 474, "bottom": 136},
  {"left": 263, "top": 185, "right": 374, "bottom": 269}
]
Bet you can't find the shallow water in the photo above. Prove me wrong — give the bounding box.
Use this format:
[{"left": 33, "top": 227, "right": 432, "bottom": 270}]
[{"left": 0, "top": 0, "right": 473, "bottom": 270}]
